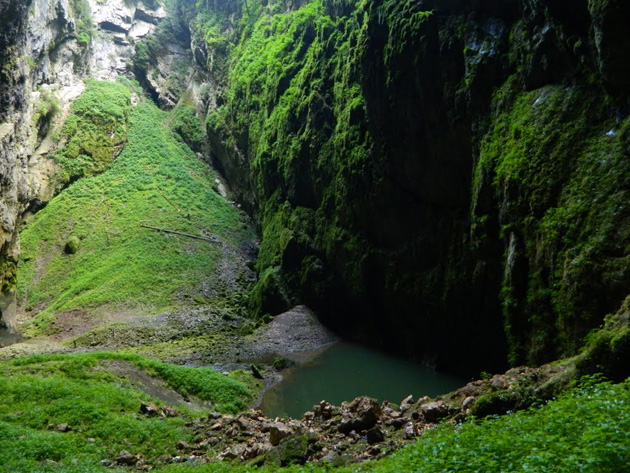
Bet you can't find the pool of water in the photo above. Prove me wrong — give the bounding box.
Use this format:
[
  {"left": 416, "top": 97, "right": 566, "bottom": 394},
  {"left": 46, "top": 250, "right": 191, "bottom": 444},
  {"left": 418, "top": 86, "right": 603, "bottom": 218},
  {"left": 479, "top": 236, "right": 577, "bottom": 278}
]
[
  {"left": 259, "top": 341, "right": 465, "bottom": 419},
  {"left": 0, "top": 328, "right": 21, "bottom": 348}
]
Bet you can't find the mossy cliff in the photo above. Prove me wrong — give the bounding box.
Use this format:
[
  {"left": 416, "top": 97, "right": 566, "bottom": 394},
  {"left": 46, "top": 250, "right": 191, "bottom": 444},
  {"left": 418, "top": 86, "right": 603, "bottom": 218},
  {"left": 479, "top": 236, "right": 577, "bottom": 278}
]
[
  {"left": 133, "top": 0, "right": 630, "bottom": 374},
  {"left": 3, "top": 0, "right": 630, "bottom": 376}
]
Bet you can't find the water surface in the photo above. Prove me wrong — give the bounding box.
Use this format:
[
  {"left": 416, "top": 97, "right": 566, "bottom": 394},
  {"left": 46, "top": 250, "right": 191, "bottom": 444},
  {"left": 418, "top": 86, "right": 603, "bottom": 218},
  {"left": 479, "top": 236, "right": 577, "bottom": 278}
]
[
  {"left": 260, "top": 341, "right": 464, "bottom": 419},
  {"left": 0, "top": 328, "right": 21, "bottom": 348}
]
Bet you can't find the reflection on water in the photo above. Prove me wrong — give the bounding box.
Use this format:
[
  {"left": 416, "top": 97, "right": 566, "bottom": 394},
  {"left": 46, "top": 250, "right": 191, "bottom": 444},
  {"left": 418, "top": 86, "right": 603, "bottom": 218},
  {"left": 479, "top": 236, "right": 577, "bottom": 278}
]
[{"left": 260, "top": 341, "right": 464, "bottom": 419}]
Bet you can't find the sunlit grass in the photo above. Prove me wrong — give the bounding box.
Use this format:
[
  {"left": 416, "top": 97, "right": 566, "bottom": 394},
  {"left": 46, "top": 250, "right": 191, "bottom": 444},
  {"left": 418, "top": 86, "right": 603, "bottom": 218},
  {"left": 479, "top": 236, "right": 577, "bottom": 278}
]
[
  {"left": 0, "top": 351, "right": 257, "bottom": 472},
  {"left": 18, "top": 83, "right": 255, "bottom": 334}
]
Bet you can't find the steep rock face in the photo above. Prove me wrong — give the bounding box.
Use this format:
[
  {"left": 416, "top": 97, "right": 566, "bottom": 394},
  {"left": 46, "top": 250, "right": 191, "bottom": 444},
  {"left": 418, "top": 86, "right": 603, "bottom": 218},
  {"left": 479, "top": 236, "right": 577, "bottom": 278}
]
[
  {"left": 161, "top": 0, "right": 630, "bottom": 373},
  {"left": 0, "top": 0, "right": 32, "bottom": 328}
]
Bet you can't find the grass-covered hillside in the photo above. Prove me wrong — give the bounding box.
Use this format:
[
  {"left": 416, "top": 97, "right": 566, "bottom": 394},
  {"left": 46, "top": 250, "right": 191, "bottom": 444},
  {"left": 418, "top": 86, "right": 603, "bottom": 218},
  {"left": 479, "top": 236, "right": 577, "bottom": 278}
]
[
  {"left": 0, "top": 352, "right": 258, "bottom": 473},
  {"left": 17, "top": 80, "right": 256, "bottom": 336}
]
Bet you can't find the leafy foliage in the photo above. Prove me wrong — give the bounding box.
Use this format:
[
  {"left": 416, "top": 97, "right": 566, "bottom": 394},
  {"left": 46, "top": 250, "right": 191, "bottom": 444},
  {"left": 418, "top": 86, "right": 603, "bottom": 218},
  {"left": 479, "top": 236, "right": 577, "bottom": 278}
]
[{"left": 18, "top": 83, "right": 255, "bottom": 334}]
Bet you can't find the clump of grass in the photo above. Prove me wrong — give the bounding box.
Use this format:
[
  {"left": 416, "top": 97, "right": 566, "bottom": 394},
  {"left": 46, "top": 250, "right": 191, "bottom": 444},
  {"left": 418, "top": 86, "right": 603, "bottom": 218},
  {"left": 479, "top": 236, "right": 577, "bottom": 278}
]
[{"left": 18, "top": 84, "right": 255, "bottom": 335}]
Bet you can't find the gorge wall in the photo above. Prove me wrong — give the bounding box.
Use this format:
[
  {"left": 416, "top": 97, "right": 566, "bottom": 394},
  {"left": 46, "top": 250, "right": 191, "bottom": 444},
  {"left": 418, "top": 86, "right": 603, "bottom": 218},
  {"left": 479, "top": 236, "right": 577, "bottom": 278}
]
[{"left": 2, "top": 0, "right": 630, "bottom": 375}]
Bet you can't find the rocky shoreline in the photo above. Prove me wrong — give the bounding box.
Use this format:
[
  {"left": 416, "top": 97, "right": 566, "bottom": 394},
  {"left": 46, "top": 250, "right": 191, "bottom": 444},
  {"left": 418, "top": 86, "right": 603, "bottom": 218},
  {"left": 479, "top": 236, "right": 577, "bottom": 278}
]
[{"left": 103, "top": 361, "right": 572, "bottom": 470}]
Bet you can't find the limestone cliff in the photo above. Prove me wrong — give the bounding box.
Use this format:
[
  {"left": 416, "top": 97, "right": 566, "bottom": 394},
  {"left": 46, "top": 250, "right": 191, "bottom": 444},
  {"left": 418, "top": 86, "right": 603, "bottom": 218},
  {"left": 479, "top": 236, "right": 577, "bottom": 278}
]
[
  {"left": 141, "top": 0, "right": 630, "bottom": 374},
  {"left": 2, "top": 0, "right": 630, "bottom": 376}
]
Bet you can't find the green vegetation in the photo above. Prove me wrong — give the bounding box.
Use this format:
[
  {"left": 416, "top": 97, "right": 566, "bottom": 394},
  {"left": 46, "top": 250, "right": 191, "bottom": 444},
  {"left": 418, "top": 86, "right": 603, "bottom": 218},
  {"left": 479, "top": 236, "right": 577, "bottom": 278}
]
[
  {"left": 32, "top": 88, "right": 61, "bottom": 135},
  {"left": 3, "top": 374, "right": 627, "bottom": 472},
  {"left": 0, "top": 351, "right": 256, "bottom": 472},
  {"left": 170, "top": 104, "right": 205, "bottom": 152},
  {"left": 69, "top": 0, "right": 94, "bottom": 46},
  {"left": 18, "top": 81, "right": 255, "bottom": 335},
  {"left": 474, "top": 80, "right": 630, "bottom": 366},
  {"left": 197, "top": 0, "right": 431, "bottom": 314},
  {"left": 53, "top": 80, "right": 131, "bottom": 181}
]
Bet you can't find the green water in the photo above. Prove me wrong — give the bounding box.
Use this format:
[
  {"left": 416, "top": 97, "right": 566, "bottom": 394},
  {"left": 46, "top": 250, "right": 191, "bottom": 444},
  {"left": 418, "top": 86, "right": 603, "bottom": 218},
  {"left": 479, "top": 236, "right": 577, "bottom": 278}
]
[
  {"left": 260, "top": 341, "right": 465, "bottom": 419},
  {"left": 0, "top": 329, "right": 21, "bottom": 348}
]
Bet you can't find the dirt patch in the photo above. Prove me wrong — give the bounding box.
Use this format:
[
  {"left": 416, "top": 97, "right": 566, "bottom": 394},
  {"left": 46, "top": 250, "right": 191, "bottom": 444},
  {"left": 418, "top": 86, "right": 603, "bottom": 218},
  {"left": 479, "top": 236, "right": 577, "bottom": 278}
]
[
  {"left": 102, "top": 359, "right": 211, "bottom": 411},
  {"left": 48, "top": 306, "right": 151, "bottom": 342}
]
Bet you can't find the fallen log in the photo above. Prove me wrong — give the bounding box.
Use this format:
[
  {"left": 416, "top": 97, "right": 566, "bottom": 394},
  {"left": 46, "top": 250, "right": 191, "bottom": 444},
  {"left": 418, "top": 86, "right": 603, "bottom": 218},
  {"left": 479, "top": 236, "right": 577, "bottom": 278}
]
[{"left": 140, "top": 225, "right": 219, "bottom": 243}]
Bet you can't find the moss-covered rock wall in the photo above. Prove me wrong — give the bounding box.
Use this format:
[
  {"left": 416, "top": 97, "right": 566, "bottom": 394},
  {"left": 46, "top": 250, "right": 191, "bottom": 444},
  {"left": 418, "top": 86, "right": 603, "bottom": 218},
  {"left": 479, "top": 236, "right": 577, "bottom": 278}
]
[{"left": 139, "top": 0, "right": 630, "bottom": 374}]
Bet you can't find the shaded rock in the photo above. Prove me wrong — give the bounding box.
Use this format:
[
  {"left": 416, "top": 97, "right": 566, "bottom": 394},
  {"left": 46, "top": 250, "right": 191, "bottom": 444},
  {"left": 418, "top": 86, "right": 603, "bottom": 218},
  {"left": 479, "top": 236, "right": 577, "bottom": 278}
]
[
  {"left": 313, "top": 400, "right": 334, "bottom": 419},
  {"left": 176, "top": 441, "right": 192, "bottom": 451},
  {"left": 217, "top": 448, "right": 238, "bottom": 460},
  {"left": 338, "top": 397, "right": 381, "bottom": 434},
  {"left": 490, "top": 377, "right": 506, "bottom": 390},
  {"left": 400, "top": 394, "right": 415, "bottom": 412},
  {"left": 420, "top": 401, "right": 449, "bottom": 422},
  {"left": 161, "top": 406, "right": 178, "bottom": 417},
  {"left": 266, "top": 434, "right": 311, "bottom": 467},
  {"left": 251, "top": 364, "right": 264, "bottom": 380},
  {"left": 462, "top": 396, "right": 476, "bottom": 410},
  {"left": 56, "top": 423, "right": 71, "bottom": 432},
  {"left": 320, "top": 450, "right": 340, "bottom": 463},
  {"left": 366, "top": 427, "right": 384, "bottom": 445},
  {"left": 385, "top": 417, "right": 407, "bottom": 429},
  {"left": 115, "top": 450, "right": 138, "bottom": 466},
  {"left": 403, "top": 422, "right": 417, "bottom": 439},
  {"left": 368, "top": 445, "right": 381, "bottom": 456},
  {"left": 139, "top": 403, "right": 159, "bottom": 416},
  {"left": 269, "top": 422, "right": 293, "bottom": 446}
]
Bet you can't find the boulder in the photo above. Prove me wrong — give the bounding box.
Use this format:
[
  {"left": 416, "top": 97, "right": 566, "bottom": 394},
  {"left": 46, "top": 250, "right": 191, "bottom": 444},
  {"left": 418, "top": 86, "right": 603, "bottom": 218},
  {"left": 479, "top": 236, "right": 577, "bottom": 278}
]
[
  {"left": 139, "top": 403, "right": 159, "bottom": 416},
  {"left": 338, "top": 397, "right": 381, "bottom": 434},
  {"left": 366, "top": 427, "right": 385, "bottom": 445},
  {"left": 115, "top": 450, "right": 138, "bottom": 466},
  {"left": 400, "top": 394, "right": 415, "bottom": 412},
  {"left": 269, "top": 422, "right": 293, "bottom": 446},
  {"left": 462, "top": 396, "right": 476, "bottom": 410},
  {"left": 420, "top": 401, "right": 450, "bottom": 422}
]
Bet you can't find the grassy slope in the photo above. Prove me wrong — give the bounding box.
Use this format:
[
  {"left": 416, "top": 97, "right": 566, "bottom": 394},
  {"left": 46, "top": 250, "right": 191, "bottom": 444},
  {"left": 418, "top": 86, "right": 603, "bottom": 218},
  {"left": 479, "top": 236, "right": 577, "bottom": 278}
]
[
  {"left": 0, "top": 352, "right": 256, "bottom": 473},
  {"left": 17, "top": 81, "right": 255, "bottom": 335}
]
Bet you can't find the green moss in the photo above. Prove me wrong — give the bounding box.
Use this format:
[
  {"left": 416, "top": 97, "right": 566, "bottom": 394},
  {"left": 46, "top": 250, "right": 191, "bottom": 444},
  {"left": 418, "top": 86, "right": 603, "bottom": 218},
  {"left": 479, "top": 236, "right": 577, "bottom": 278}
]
[
  {"left": 63, "top": 235, "right": 81, "bottom": 255},
  {"left": 18, "top": 84, "right": 255, "bottom": 335},
  {"left": 32, "top": 88, "right": 61, "bottom": 132},
  {"left": 169, "top": 104, "right": 205, "bottom": 152},
  {"left": 69, "top": 0, "right": 94, "bottom": 46},
  {"left": 0, "top": 260, "right": 17, "bottom": 294},
  {"left": 52, "top": 80, "right": 131, "bottom": 182},
  {"left": 265, "top": 434, "right": 312, "bottom": 466},
  {"left": 197, "top": 0, "right": 431, "bottom": 315},
  {"left": 474, "top": 80, "right": 630, "bottom": 366}
]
